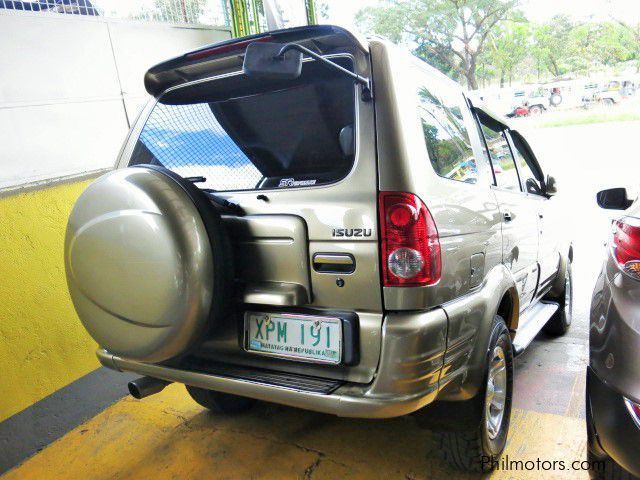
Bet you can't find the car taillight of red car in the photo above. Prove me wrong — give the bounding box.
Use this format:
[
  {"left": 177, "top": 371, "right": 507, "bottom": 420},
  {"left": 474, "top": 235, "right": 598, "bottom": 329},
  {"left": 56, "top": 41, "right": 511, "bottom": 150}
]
[
  {"left": 612, "top": 217, "right": 640, "bottom": 280},
  {"left": 625, "top": 398, "right": 640, "bottom": 429}
]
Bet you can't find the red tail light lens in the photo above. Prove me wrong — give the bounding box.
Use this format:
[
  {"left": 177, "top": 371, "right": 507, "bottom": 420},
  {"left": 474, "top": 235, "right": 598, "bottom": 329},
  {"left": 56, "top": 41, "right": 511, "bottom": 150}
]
[
  {"left": 613, "top": 217, "right": 640, "bottom": 280},
  {"left": 186, "top": 35, "right": 273, "bottom": 60},
  {"left": 624, "top": 398, "right": 640, "bottom": 429},
  {"left": 379, "top": 192, "right": 441, "bottom": 286}
]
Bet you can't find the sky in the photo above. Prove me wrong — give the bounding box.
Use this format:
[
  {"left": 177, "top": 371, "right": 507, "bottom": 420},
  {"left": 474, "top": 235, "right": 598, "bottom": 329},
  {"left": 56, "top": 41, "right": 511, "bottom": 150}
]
[{"left": 319, "top": 0, "right": 640, "bottom": 33}]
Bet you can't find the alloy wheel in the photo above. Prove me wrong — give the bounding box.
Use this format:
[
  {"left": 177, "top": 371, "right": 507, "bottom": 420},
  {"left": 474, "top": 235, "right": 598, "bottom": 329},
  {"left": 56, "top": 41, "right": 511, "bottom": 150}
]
[{"left": 485, "top": 345, "right": 508, "bottom": 440}]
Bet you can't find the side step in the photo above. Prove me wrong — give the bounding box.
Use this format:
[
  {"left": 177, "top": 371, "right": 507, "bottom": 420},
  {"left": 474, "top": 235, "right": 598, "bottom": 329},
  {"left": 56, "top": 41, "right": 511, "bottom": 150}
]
[
  {"left": 512, "top": 301, "right": 559, "bottom": 356},
  {"left": 183, "top": 358, "right": 344, "bottom": 395}
]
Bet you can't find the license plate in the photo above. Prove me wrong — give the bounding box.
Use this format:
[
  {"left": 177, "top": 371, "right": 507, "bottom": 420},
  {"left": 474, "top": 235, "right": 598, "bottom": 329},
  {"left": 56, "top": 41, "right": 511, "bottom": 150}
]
[{"left": 245, "top": 312, "right": 342, "bottom": 364}]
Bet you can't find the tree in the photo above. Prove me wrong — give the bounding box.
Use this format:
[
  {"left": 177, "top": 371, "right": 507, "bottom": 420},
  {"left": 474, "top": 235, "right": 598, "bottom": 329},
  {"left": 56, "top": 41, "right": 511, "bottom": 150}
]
[
  {"left": 531, "top": 15, "right": 574, "bottom": 78},
  {"left": 132, "top": 0, "right": 208, "bottom": 24},
  {"left": 481, "top": 20, "right": 529, "bottom": 87},
  {"left": 356, "top": 0, "right": 519, "bottom": 89},
  {"left": 611, "top": 19, "right": 640, "bottom": 71}
]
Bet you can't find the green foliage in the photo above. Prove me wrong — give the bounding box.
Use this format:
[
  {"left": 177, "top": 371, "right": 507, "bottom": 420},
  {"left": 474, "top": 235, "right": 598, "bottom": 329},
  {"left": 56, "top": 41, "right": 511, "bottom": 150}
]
[
  {"left": 530, "top": 14, "right": 574, "bottom": 77},
  {"left": 528, "top": 17, "right": 638, "bottom": 78},
  {"left": 480, "top": 20, "right": 530, "bottom": 86},
  {"left": 132, "top": 0, "right": 208, "bottom": 24},
  {"left": 356, "top": 1, "right": 640, "bottom": 86},
  {"left": 356, "top": 0, "right": 519, "bottom": 89}
]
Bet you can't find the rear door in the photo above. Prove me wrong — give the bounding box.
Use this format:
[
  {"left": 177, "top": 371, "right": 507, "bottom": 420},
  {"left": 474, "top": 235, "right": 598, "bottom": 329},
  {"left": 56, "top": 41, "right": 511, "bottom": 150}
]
[
  {"left": 507, "top": 130, "right": 559, "bottom": 288},
  {"left": 128, "top": 53, "right": 383, "bottom": 383},
  {"left": 125, "top": 53, "right": 382, "bottom": 384},
  {"left": 475, "top": 112, "right": 540, "bottom": 310}
]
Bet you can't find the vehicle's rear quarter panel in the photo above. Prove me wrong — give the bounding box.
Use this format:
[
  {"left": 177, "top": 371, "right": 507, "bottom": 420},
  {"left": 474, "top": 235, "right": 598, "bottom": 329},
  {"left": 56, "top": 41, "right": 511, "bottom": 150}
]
[
  {"left": 370, "top": 40, "right": 511, "bottom": 400},
  {"left": 370, "top": 40, "right": 503, "bottom": 310},
  {"left": 590, "top": 206, "right": 640, "bottom": 403}
]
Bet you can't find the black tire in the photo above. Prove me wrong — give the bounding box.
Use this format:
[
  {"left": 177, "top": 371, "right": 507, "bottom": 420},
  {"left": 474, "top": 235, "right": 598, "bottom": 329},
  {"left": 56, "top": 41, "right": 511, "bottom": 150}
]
[
  {"left": 550, "top": 93, "right": 563, "bottom": 106},
  {"left": 436, "top": 316, "right": 514, "bottom": 473},
  {"left": 588, "top": 450, "right": 639, "bottom": 480},
  {"left": 530, "top": 105, "right": 544, "bottom": 115},
  {"left": 186, "top": 385, "right": 256, "bottom": 414},
  {"left": 544, "top": 262, "right": 572, "bottom": 336}
]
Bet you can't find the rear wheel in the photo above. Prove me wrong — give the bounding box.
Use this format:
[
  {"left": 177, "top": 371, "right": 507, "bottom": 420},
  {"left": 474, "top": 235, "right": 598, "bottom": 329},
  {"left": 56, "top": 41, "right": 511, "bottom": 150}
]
[
  {"left": 529, "top": 105, "right": 544, "bottom": 115},
  {"left": 435, "top": 316, "right": 514, "bottom": 472},
  {"left": 186, "top": 385, "right": 256, "bottom": 414},
  {"left": 544, "top": 262, "right": 572, "bottom": 336}
]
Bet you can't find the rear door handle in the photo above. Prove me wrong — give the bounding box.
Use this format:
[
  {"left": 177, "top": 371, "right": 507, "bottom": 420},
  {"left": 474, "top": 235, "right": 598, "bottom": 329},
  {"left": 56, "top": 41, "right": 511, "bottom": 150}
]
[
  {"left": 313, "top": 253, "right": 355, "bottom": 274},
  {"left": 503, "top": 212, "right": 513, "bottom": 222}
]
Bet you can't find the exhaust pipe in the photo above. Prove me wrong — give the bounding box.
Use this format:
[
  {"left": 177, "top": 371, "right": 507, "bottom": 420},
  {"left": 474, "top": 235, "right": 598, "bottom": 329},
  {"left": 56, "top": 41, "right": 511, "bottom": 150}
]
[{"left": 128, "top": 376, "right": 171, "bottom": 399}]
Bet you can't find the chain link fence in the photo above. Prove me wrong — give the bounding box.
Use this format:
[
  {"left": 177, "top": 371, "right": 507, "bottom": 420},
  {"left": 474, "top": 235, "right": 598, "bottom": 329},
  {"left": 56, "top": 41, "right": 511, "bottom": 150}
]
[{"left": 0, "top": 0, "right": 230, "bottom": 27}]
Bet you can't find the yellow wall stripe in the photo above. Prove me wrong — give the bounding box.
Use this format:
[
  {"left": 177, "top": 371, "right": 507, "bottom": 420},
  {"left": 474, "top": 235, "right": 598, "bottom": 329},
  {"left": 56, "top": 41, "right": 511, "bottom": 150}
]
[{"left": 0, "top": 180, "right": 99, "bottom": 422}]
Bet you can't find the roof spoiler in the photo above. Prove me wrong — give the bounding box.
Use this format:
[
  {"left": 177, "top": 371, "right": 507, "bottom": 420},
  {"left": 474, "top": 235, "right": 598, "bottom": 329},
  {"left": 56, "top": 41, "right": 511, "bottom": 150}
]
[{"left": 144, "top": 25, "right": 369, "bottom": 98}]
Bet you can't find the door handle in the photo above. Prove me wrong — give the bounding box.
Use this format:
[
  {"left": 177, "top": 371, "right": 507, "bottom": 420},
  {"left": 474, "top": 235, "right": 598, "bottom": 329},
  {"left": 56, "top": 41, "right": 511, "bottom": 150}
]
[
  {"left": 503, "top": 212, "right": 513, "bottom": 222},
  {"left": 313, "top": 253, "right": 355, "bottom": 274}
]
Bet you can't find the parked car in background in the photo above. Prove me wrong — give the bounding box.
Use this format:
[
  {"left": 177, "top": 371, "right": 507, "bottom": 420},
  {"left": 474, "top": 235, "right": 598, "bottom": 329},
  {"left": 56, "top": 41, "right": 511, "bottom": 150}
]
[
  {"left": 526, "top": 86, "right": 552, "bottom": 115},
  {"left": 587, "top": 187, "right": 640, "bottom": 480},
  {"left": 583, "top": 81, "right": 626, "bottom": 108},
  {"left": 64, "top": 25, "right": 573, "bottom": 474}
]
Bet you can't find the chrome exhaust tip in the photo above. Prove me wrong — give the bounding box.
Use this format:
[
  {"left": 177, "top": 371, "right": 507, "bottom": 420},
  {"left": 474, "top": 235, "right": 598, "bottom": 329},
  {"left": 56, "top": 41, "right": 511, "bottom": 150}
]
[{"left": 127, "top": 376, "right": 171, "bottom": 399}]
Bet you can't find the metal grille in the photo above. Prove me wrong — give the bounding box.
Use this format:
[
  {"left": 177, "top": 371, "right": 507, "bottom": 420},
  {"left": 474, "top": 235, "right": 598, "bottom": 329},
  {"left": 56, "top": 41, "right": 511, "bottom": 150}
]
[
  {"left": 137, "top": 102, "right": 262, "bottom": 192},
  {"left": 0, "top": 0, "right": 230, "bottom": 26}
]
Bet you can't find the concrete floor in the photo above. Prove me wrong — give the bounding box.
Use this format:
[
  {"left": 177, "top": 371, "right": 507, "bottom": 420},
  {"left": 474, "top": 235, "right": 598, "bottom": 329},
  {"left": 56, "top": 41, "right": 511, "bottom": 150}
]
[{"left": 3, "top": 121, "right": 638, "bottom": 479}]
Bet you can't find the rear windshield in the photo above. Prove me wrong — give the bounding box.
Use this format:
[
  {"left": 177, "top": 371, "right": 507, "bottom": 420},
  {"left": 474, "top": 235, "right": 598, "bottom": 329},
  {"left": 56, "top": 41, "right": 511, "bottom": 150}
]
[{"left": 129, "top": 59, "right": 357, "bottom": 192}]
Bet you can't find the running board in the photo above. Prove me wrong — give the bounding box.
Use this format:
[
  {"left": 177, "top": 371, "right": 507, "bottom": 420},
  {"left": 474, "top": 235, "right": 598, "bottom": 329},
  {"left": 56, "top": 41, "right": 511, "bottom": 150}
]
[{"left": 512, "top": 302, "right": 559, "bottom": 356}]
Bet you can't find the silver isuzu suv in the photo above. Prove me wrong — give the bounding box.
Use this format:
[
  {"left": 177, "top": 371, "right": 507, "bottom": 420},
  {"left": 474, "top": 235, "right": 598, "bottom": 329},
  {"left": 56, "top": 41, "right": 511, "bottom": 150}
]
[{"left": 65, "top": 25, "right": 573, "bottom": 472}]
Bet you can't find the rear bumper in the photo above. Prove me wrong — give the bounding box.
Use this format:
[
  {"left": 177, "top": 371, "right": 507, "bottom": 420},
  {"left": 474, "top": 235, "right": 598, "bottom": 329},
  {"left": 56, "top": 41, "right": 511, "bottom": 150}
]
[
  {"left": 587, "top": 367, "right": 640, "bottom": 477},
  {"left": 97, "top": 307, "right": 448, "bottom": 419}
]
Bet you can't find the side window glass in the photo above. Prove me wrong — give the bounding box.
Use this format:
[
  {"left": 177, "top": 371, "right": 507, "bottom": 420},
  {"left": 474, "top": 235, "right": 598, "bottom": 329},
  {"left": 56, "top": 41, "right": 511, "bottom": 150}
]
[
  {"left": 509, "top": 133, "right": 544, "bottom": 195},
  {"left": 417, "top": 84, "right": 478, "bottom": 184},
  {"left": 478, "top": 120, "right": 521, "bottom": 192}
]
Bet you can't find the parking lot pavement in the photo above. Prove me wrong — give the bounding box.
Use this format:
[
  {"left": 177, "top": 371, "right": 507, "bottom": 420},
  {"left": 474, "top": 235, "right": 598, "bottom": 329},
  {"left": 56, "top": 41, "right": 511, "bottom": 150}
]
[
  {"left": 3, "top": 122, "right": 637, "bottom": 480},
  {"left": 1, "top": 384, "right": 588, "bottom": 480}
]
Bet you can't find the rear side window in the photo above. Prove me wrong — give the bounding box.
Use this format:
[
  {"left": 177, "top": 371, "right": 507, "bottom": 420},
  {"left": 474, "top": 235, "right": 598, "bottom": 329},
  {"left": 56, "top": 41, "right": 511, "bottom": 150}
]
[
  {"left": 509, "top": 133, "right": 544, "bottom": 195},
  {"left": 129, "top": 66, "right": 356, "bottom": 192},
  {"left": 417, "top": 80, "right": 478, "bottom": 184},
  {"left": 478, "top": 120, "right": 521, "bottom": 192}
]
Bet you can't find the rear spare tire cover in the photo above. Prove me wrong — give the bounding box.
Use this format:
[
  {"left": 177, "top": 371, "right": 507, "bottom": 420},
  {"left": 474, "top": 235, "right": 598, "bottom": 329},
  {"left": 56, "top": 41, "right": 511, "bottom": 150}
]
[{"left": 65, "top": 166, "right": 227, "bottom": 363}]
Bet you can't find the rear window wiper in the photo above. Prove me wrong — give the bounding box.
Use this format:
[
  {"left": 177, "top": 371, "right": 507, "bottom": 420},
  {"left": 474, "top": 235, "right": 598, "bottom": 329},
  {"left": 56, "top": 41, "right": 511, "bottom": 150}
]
[
  {"left": 185, "top": 176, "right": 207, "bottom": 184},
  {"left": 184, "top": 176, "right": 243, "bottom": 215}
]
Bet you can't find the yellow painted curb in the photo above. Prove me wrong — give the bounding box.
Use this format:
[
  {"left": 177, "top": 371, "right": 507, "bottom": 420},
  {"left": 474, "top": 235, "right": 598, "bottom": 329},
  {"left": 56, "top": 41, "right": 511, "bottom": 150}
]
[{"left": 2, "top": 384, "right": 589, "bottom": 479}]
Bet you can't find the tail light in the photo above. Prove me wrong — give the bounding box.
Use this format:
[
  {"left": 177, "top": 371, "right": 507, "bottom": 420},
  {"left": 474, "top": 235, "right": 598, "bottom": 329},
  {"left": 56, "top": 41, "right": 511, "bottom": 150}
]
[
  {"left": 379, "top": 192, "right": 441, "bottom": 287},
  {"left": 612, "top": 217, "right": 640, "bottom": 280},
  {"left": 186, "top": 35, "right": 273, "bottom": 60},
  {"left": 624, "top": 398, "right": 640, "bottom": 429}
]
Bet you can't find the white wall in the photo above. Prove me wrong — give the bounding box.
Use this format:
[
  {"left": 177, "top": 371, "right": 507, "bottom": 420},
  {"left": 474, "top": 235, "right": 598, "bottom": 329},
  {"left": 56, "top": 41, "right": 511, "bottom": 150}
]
[{"left": 0, "top": 11, "right": 231, "bottom": 190}]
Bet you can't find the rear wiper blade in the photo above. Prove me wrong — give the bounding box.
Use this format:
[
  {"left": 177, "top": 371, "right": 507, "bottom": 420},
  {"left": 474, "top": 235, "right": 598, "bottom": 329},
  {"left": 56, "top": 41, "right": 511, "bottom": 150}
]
[{"left": 185, "top": 176, "right": 207, "bottom": 183}]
